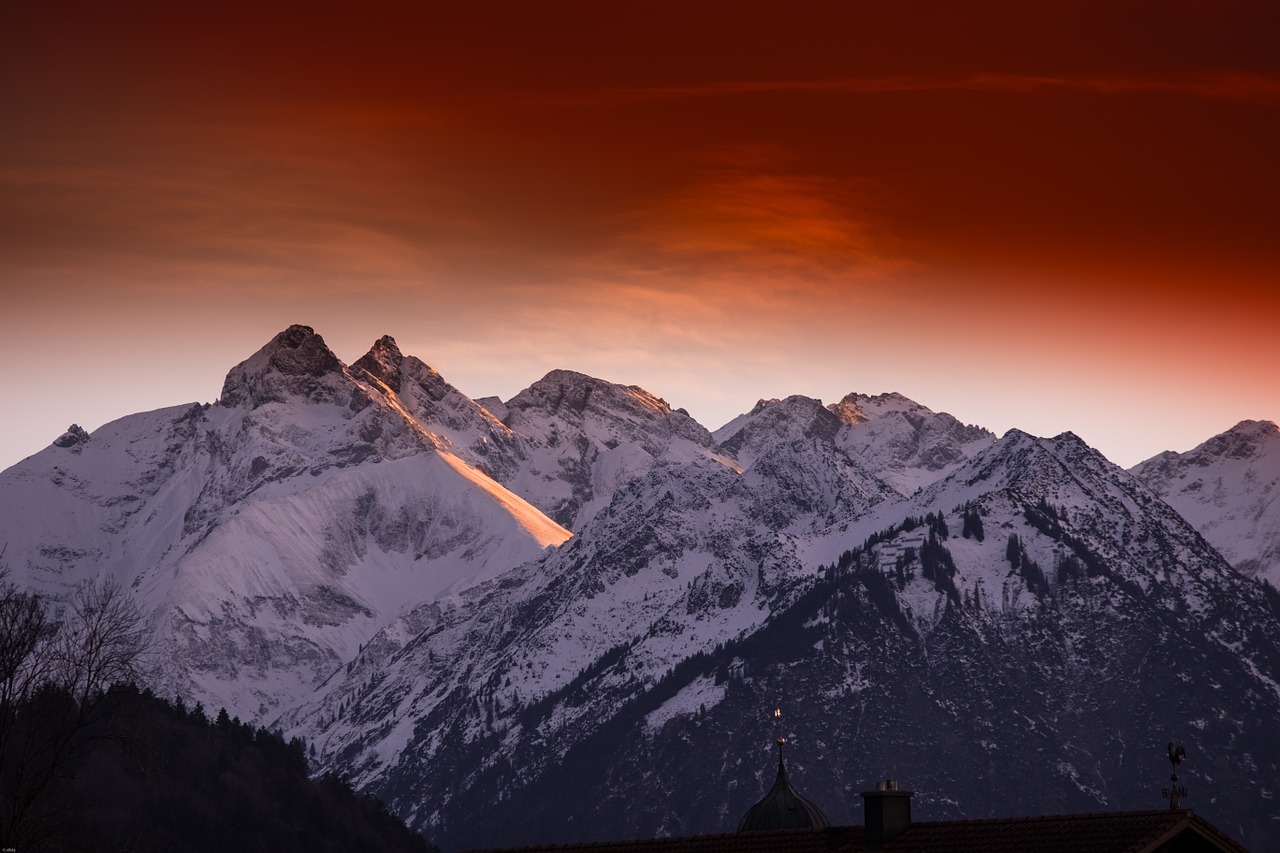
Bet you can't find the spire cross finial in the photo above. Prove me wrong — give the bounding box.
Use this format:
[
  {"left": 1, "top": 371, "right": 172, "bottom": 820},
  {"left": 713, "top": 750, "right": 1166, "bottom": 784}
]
[
  {"left": 1164, "top": 743, "right": 1187, "bottom": 809},
  {"left": 772, "top": 706, "right": 787, "bottom": 778}
]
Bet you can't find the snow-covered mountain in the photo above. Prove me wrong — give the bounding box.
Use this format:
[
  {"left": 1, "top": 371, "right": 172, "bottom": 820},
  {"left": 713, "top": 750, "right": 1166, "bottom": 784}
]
[
  {"left": 493, "top": 369, "right": 718, "bottom": 530},
  {"left": 284, "top": 420, "right": 1280, "bottom": 851},
  {"left": 474, "top": 428, "right": 1280, "bottom": 851},
  {"left": 0, "top": 326, "right": 569, "bottom": 719},
  {"left": 2, "top": 326, "right": 1277, "bottom": 852},
  {"left": 1131, "top": 419, "right": 1280, "bottom": 589},
  {"left": 713, "top": 392, "right": 994, "bottom": 497},
  {"left": 827, "top": 392, "right": 996, "bottom": 495}
]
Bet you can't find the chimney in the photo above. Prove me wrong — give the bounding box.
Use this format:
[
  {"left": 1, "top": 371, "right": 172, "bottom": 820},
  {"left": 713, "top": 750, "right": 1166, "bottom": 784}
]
[{"left": 860, "top": 779, "right": 913, "bottom": 849}]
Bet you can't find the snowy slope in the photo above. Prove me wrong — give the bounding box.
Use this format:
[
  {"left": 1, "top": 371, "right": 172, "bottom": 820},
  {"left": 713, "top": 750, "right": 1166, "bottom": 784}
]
[
  {"left": 288, "top": 393, "right": 968, "bottom": 807},
  {"left": 350, "top": 335, "right": 524, "bottom": 480},
  {"left": 707, "top": 395, "right": 899, "bottom": 531},
  {"left": 279, "top": 451, "right": 809, "bottom": 805},
  {"left": 713, "top": 392, "right": 994, "bottom": 497},
  {"left": 4, "top": 324, "right": 1279, "bottom": 851},
  {"left": 495, "top": 370, "right": 719, "bottom": 529},
  {"left": 829, "top": 392, "right": 996, "bottom": 495},
  {"left": 1132, "top": 420, "right": 1280, "bottom": 588},
  {"left": 0, "top": 326, "right": 569, "bottom": 720},
  {"left": 713, "top": 395, "right": 845, "bottom": 471},
  {"left": 355, "top": 426, "right": 1280, "bottom": 851}
]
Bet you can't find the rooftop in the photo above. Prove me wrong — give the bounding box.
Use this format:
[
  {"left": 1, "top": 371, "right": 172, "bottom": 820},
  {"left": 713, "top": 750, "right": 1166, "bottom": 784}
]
[{"left": 471, "top": 809, "right": 1248, "bottom": 853}]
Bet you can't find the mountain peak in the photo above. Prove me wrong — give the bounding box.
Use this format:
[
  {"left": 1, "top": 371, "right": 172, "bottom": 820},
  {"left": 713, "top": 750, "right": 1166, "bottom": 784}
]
[
  {"left": 1222, "top": 418, "right": 1279, "bottom": 446},
  {"left": 828, "top": 391, "right": 925, "bottom": 424},
  {"left": 1166, "top": 419, "right": 1277, "bottom": 467},
  {"left": 352, "top": 335, "right": 405, "bottom": 393},
  {"left": 219, "top": 325, "right": 347, "bottom": 409},
  {"left": 713, "top": 395, "right": 843, "bottom": 467},
  {"left": 512, "top": 370, "right": 678, "bottom": 420},
  {"left": 827, "top": 397, "right": 869, "bottom": 425},
  {"left": 52, "top": 423, "right": 91, "bottom": 449},
  {"left": 1131, "top": 418, "right": 1280, "bottom": 587}
]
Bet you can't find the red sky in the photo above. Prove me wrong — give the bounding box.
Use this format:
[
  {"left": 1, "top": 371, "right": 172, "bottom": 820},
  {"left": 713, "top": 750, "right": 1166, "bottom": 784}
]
[{"left": 2, "top": 0, "right": 1278, "bottom": 469}]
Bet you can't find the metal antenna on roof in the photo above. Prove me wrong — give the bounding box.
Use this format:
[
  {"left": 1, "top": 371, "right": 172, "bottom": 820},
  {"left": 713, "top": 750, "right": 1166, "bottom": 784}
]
[{"left": 1162, "top": 742, "right": 1188, "bottom": 809}]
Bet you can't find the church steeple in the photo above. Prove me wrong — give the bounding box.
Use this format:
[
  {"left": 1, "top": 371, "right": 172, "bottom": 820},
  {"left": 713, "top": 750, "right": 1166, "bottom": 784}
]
[{"left": 736, "top": 708, "right": 829, "bottom": 832}]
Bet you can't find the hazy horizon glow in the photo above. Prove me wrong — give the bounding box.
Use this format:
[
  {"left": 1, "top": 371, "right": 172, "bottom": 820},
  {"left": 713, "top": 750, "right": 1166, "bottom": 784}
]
[{"left": 3, "top": 1, "right": 1277, "bottom": 470}]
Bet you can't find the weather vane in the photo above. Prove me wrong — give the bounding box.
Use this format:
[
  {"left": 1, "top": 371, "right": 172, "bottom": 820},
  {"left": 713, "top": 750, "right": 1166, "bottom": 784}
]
[
  {"left": 1162, "top": 742, "right": 1188, "bottom": 809},
  {"left": 773, "top": 707, "right": 784, "bottom": 745}
]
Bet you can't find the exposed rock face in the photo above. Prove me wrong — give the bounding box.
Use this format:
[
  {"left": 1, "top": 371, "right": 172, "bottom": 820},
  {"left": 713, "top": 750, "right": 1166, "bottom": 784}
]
[
  {"left": 715, "top": 392, "right": 994, "bottom": 497},
  {"left": 830, "top": 392, "right": 996, "bottom": 495},
  {"left": 1, "top": 326, "right": 568, "bottom": 722},
  {"left": 3, "top": 327, "right": 1278, "bottom": 853},
  {"left": 714, "top": 396, "right": 846, "bottom": 470},
  {"left": 505, "top": 370, "right": 712, "bottom": 453},
  {"left": 1132, "top": 419, "right": 1280, "bottom": 587},
  {"left": 289, "top": 423, "right": 1280, "bottom": 853},
  {"left": 351, "top": 334, "right": 405, "bottom": 394},
  {"left": 711, "top": 396, "right": 898, "bottom": 532},
  {"left": 220, "top": 325, "right": 350, "bottom": 409},
  {"left": 496, "top": 370, "right": 716, "bottom": 529},
  {"left": 52, "top": 423, "right": 91, "bottom": 449}
]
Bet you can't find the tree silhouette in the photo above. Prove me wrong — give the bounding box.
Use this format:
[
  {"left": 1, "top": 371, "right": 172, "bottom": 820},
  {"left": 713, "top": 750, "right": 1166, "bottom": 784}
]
[{"left": 0, "top": 575, "right": 152, "bottom": 849}]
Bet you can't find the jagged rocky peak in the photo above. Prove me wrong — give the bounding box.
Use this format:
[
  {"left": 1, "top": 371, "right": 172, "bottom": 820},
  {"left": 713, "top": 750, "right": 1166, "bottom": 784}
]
[
  {"left": 1132, "top": 420, "right": 1279, "bottom": 486},
  {"left": 52, "top": 423, "right": 91, "bottom": 449},
  {"left": 828, "top": 393, "right": 995, "bottom": 495},
  {"left": 828, "top": 391, "right": 925, "bottom": 423},
  {"left": 824, "top": 389, "right": 916, "bottom": 422},
  {"left": 506, "top": 369, "right": 711, "bottom": 444},
  {"left": 351, "top": 335, "right": 405, "bottom": 393},
  {"left": 1130, "top": 418, "right": 1280, "bottom": 587},
  {"left": 1192, "top": 419, "right": 1278, "bottom": 461},
  {"left": 713, "top": 395, "right": 844, "bottom": 467},
  {"left": 475, "top": 396, "right": 508, "bottom": 420},
  {"left": 510, "top": 369, "right": 667, "bottom": 418},
  {"left": 826, "top": 397, "right": 869, "bottom": 425},
  {"left": 220, "top": 325, "right": 349, "bottom": 409},
  {"left": 351, "top": 333, "right": 466, "bottom": 407},
  {"left": 356, "top": 338, "right": 505, "bottom": 435},
  {"left": 745, "top": 395, "right": 834, "bottom": 422},
  {"left": 949, "top": 428, "right": 1122, "bottom": 502}
]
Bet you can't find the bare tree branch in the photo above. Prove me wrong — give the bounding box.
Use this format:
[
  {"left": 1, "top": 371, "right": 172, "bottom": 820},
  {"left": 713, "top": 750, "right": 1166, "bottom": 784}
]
[{"left": 0, "top": 573, "right": 153, "bottom": 848}]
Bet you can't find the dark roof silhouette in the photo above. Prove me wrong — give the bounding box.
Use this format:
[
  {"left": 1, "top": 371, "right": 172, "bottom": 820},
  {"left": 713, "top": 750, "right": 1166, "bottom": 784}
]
[
  {"left": 736, "top": 742, "right": 829, "bottom": 832},
  {"left": 472, "top": 809, "right": 1247, "bottom": 853},
  {"left": 468, "top": 827, "right": 849, "bottom": 853},
  {"left": 866, "top": 809, "right": 1247, "bottom": 852}
]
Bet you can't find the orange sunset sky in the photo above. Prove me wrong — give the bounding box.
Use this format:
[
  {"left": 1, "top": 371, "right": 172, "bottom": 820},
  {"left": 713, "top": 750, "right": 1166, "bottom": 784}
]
[{"left": 2, "top": 0, "right": 1278, "bottom": 471}]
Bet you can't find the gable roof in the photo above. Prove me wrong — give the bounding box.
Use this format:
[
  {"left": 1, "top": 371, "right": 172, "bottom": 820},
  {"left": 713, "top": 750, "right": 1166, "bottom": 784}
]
[
  {"left": 471, "top": 826, "right": 856, "bottom": 853},
  {"left": 468, "top": 809, "right": 1248, "bottom": 853},
  {"left": 870, "top": 809, "right": 1249, "bottom": 852}
]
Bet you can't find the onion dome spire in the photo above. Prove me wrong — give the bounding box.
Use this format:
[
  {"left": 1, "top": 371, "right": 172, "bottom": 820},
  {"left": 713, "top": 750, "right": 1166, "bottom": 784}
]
[{"left": 736, "top": 707, "right": 829, "bottom": 832}]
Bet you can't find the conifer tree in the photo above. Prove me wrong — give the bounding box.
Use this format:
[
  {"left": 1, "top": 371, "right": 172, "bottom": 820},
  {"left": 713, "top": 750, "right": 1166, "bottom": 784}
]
[
  {"left": 1006, "top": 534, "right": 1021, "bottom": 568},
  {"left": 961, "top": 504, "right": 986, "bottom": 541}
]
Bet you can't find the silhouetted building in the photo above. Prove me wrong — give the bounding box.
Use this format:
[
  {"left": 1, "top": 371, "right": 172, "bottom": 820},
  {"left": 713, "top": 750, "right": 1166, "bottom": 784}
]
[
  {"left": 472, "top": 758, "right": 1248, "bottom": 853},
  {"left": 471, "top": 721, "right": 1247, "bottom": 852},
  {"left": 479, "top": 809, "right": 1247, "bottom": 853},
  {"left": 736, "top": 741, "right": 828, "bottom": 832}
]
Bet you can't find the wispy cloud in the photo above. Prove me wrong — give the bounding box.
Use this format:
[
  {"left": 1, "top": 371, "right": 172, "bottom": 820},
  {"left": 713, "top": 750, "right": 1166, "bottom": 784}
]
[
  {"left": 567, "top": 71, "right": 1280, "bottom": 106},
  {"left": 474, "top": 156, "right": 929, "bottom": 372},
  {"left": 607, "top": 165, "right": 910, "bottom": 281},
  {"left": 0, "top": 117, "right": 489, "bottom": 297}
]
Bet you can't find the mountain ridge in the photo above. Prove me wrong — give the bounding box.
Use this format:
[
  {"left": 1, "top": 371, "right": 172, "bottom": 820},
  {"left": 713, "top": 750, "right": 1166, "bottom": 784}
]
[
  {"left": 1132, "top": 419, "right": 1280, "bottom": 588},
  {"left": 2, "top": 325, "right": 1276, "bottom": 851}
]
